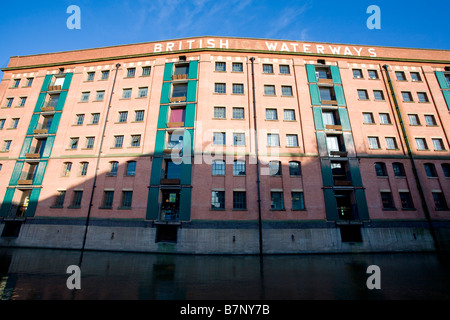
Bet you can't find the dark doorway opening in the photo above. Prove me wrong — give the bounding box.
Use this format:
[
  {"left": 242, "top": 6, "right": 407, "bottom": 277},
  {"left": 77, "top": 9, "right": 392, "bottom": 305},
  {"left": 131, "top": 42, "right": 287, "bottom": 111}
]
[
  {"left": 339, "top": 225, "right": 363, "bottom": 243},
  {"left": 1, "top": 221, "right": 23, "bottom": 238},
  {"left": 156, "top": 225, "right": 178, "bottom": 243}
]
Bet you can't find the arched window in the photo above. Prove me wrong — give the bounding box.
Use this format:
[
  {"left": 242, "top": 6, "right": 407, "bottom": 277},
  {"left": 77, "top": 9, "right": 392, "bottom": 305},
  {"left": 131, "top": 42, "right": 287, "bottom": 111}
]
[
  {"left": 289, "top": 161, "right": 301, "bottom": 176},
  {"left": 374, "top": 162, "right": 387, "bottom": 177},
  {"left": 392, "top": 162, "right": 406, "bottom": 177},
  {"left": 424, "top": 163, "right": 437, "bottom": 177}
]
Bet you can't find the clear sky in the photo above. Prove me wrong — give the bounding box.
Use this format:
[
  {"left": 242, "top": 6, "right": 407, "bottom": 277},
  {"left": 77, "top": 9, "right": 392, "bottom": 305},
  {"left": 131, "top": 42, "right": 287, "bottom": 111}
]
[{"left": 0, "top": 0, "right": 449, "bottom": 81}]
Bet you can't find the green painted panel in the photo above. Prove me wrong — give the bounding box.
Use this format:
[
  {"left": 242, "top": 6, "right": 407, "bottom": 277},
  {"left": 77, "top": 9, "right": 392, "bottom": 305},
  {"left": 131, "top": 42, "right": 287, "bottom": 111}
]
[
  {"left": 343, "top": 133, "right": 355, "bottom": 156},
  {"left": 180, "top": 163, "right": 192, "bottom": 186},
  {"left": 316, "top": 132, "right": 328, "bottom": 157},
  {"left": 27, "top": 114, "right": 40, "bottom": 135},
  {"left": 309, "top": 84, "right": 321, "bottom": 106},
  {"left": 157, "top": 105, "right": 168, "bottom": 129},
  {"left": 25, "top": 188, "right": 41, "bottom": 217},
  {"left": 179, "top": 188, "right": 192, "bottom": 221},
  {"left": 187, "top": 80, "right": 197, "bottom": 102},
  {"left": 9, "top": 162, "right": 24, "bottom": 186},
  {"left": 55, "top": 91, "right": 68, "bottom": 111},
  {"left": 338, "top": 108, "right": 351, "bottom": 131},
  {"left": 154, "top": 130, "right": 166, "bottom": 156},
  {"left": 62, "top": 73, "right": 73, "bottom": 90},
  {"left": 312, "top": 107, "right": 324, "bottom": 130},
  {"left": 33, "top": 161, "right": 47, "bottom": 185},
  {"left": 150, "top": 157, "right": 163, "bottom": 186},
  {"left": 348, "top": 158, "right": 363, "bottom": 187},
  {"left": 334, "top": 85, "right": 346, "bottom": 106},
  {"left": 320, "top": 158, "right": 334, "bottom": 187},
  {"left": 0, "top": 188, "right": 15, "bottom": 217},
  {"left": 185, "top": 103, "right": 196, "bottom": 127},
  {"left": 435, "top": 71, "right": 449, "bottom": 89},
  {"left": 19, "top": 137, "right": 33, "bottom": 159},
  {"left": 355, "top": 189, "right": 370, "bottom": 220},
  {"left": 41, "top": 75, "right": 53, "bottom": 92},
  {"left": 146, "top": 187, "right": 160, "bottom": 220},
  {"left": 323, "top": 189, "right": 338, "bottom": 221},
  {"left": 163, "top": 63, "right": 174, "bottom": 82},
  {"left": 330, "top": 66, "right": 342, "bottom": 84},
  {"left": 160, "top": 82, "right": 171, "bottom": 104},
  {"left": 41, "top": 136, "right": 55, "bottom": 159},
  {"left": 306, "top": 64, "right": 317, "bottom": 83},
  {"left": 182, "top": 129, "right": 194, "bottom": 157},
  {"left": 188, "top": 60, "right": 199, "bottom": 79},
  {"left": 48, "top": 112, "right": 61, "bottom": 134},
  {"left": 443, "top": 90, "right": 450, "bottom": 111},
  {"left": 34, "top": 92, "right": 47, "bottom": 112}
]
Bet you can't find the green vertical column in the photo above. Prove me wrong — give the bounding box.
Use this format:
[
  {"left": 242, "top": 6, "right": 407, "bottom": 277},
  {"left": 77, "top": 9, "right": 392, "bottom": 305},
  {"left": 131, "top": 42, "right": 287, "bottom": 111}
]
[
  {"left": 306, "top": 64, "right": 317, "bottom": 83},
  {"left": 160, "top": 83, "right": 171, "bottom": 104},
  {"left": 0, "top": 188, "right": 15, "bottom": 217},
  {"left": 163, "top": 63, "right": 174, "bottom": 81},
  {"left": 309, "top": 84, "right": 321, "bottom": 105},
  {"left": 146, "top": 187, "right": 160, "bottom": 220},
  {"left": 26, "top": 114, "right": 40, "bottom": 135},
  {"left": 435, "top": 71, "right": 449, "bottom": 89},
  {"left": 157, "top": 105, "right": 169, "bottom": 129},
  {"left": 33, "top": 161, "right": 47, "bottom": 186},
  {"left": 41, "top": 75, "right": 53, "bottom": 92},
  {"left": 9, "top": 162, "right": 24, "bottom": 186},
  {"left": 320, "top": 158, "right": 334, "bottom": 187},
  {"left": 188, "top": 61, "right": 198, "bottom": 79},
  {"left": 355, "top": 189, "right": 370, "bottom": 220},
  {"left": 334, "top": 86, "right": 346, "bottom": 106},
  {"left": 150, "top": 157, "right": 163, "bottom": 186},
  {"left": 330, "top": 66, "right": 342, "bottom": 84},
  {"left": 312, "top": 107, "right": 324, "bottom": 130},
  {"left": 185, "top": 104, "right": 196, "bottom": 127},
  {"left": 19, "top": 137, "right": 33, "bottom": 159},
  {"left": 187, "top": 81, "right": 197, "bottom": 102},
  {"left": 338, "top": 108, "right": 351, "bottom": 130},
  {"left": 41, "top": 136, "right": 55, "bottom": 159},
  {"left": 25, "top": 188, "right": 41, "bottom": 217},
  {"left": 323, "top": 189, "right": 338, "bottom": 221},
  {"left": 179, "top": 188, "right": 192, "bottom": 221}
]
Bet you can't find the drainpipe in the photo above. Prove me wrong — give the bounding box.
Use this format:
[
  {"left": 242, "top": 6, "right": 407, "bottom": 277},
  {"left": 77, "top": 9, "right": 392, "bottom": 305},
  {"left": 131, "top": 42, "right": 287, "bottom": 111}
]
[
  {"left": 80, "top": 63, "right": 121, "bottom": 256},
  {"left": 382, "top": 64, "right": 439, "bottom": 252},
  {"left": 249, "top": 57, "right": 263, "bottom": 257}
]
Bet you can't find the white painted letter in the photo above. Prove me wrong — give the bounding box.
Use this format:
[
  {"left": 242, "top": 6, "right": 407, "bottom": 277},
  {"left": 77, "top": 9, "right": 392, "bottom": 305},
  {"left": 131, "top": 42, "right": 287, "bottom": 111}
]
[
  {"left": 220, "top": 39, "right": 229, "bottom": 49},
  {"left": 154, "top": 44, "right": 162, "bottom": 53},
  {"left": 316, "top": 45, "right": 325, "bottom": 54},
  {"left": 367, "top": 5, "right": 381, "bottom": 30},
  {"left": 66, "top": 5, "right": 81, "bottom": 30},
  {"left": 368, "top": 48, "right": 377, "bottom": 57},
  {"left": 207, "top": 39, "right": 215, "bottom": 48},
  {"left": 166, "top": 42, "right": 174, "bottom": 51},
  {"left": 366, "top": 265, "right": 381, "bottom": 290},
  {"left": 303, "top": 44, "right": 311, "bottom": 53},
  {"left": 265, "top": 42, "right": 278, "bottom": 51},
  {"left": 66, "top": 265, "right": 81, "bottom": 290}
]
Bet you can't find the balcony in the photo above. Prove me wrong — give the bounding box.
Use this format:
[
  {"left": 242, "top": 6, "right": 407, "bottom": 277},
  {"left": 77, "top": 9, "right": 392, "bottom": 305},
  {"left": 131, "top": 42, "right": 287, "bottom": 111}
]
[
  {"left": 318, "top": 78, "right": 333, "bottom": 84},
  {"left": 160, "top": 178, "right": 181, "bottom": 185},
  {"left": 329, "top": 150, "right": 348, "bottom": 157},
  {"left": 321, "top": 99, "right": 338, "bottom": 106},
  {"left": 17, "top": 172, "right": 34, "bottom": 185},
  {"left": 41, "top": 102, "right": 57, "bottom": 112},
  {"left": 33, "top": 122, "right": 50, "bottom": 135},
  {"left": 47, "top": 85, "right": 62, "bottom": 92},
  {"left": 169, "top": 96, "right": 187, "bottom": 103},
  {"left": 172, "top": 74, "right": 188, "bottom": 81},
  {"left": 159, "top": 207, "right": 180, "bottom": 222},
  {"left": 166, "top": 122, "right": 185, "bottom": 128},
  {"left": 326, "top": 124, "right": 343, "bottom": 131}
]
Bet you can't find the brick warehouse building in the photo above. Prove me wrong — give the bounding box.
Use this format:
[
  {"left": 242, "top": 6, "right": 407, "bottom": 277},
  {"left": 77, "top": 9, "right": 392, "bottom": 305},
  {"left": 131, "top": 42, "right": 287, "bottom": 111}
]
[{"left": 0, "top": 36, "right": 449, "bottom": 254}]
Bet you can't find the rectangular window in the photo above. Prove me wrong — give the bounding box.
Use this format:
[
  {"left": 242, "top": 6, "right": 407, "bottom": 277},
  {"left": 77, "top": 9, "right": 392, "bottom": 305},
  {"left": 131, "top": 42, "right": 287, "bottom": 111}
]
[
  {"left": 121, "top": 191, "right": 133, "bottom": 208},
  {"left": 385, "top": 137, "right": 398, "bottom": 150},
  {"left": 62, "top": 162, "right": 72, "bottom": 177},
  {"left": 263, "top": 64, "right": 274, "bottom": 74},
  {"left": 284, "top": 109, "right": 295, "bottom": 121},
  {"left": 373, "top": 90, "right": 385, "bottom": 101},
  {"left": 13, "top": 79, "right": 20, "bottom": 88},
  {"left": 233, "top": 133, "right": 245, "bottom": 146},
  {"left": 400, "top": 192, "right": 414, "bottom": 209},
  {"left": 363, "top": 113, "right": 375, "bottom": 124},
  {"left": 2, "top": 140, "right": 12, "bottom": 151},
  {"left": 232, "top": 107, "right": 244, "bottom": 119},
  {"left": 138, "top": 87, "right": 148, "bottom": 98},
  {"left": 214, "top": 106, "right": 226, "bottom": 119},
  {"left": 101, "top": 70, "right": 110, "bottom": 80},
  {"left": 368, "top": 137, "right": 381, "bottom": 149},
  {"left": 432, "top": 138, "right": 445, "bottom": 151},
  {"left": 379, "top": 113, "right": 391, "bottom": 124},
  {"left": 232, "top": 84, "right": 244, "bottom": 94},
  {"left": 0, "top": 119, "right": 5, "bottom": 129},
  {"left": 396, "top": 71, "right": 406, "bottom": 81},
  {"left": 142, "top": 66, "right": 151, "bottom": 76},
  {"left": 271, "top": 192, "right": 284, "bottom": 210},
  {"left": 85, "top": 137, "right": 95, "bottom": 149},
  {"left": 289, "top": 161, "right": 301, "bottom": 176},
  {"left": 114, "top": 136, "right": 124, "bottom": 148},
  {"left": 368, "top": 70, "right": 379, "bottom": 79},
  {"left": 213, "top": 132, "right": 225, "bottom": 145},
  {"left": 211, "top": 191, "right": 225, "bottom": 209},
  {"left": 71, "top": 191, "right": 83, "bottom": 208},
  {"left": 11, "top": 118, "right": 19, "bottom": 129},
  {"left": 95, "top": 91, "right": 105, "bottom": 101},
  {"left": 402, "top": 91, "right": 413, "bottom": 102},
  {"left": 408, "top": 114, "right": 420, "bottom": 126},
  {"left": 266, "top": 109, "right": 277, "bottom": 120},
  {"left": 292, "top": 192, "right": 305, "bottom": 210},
  {"left": 353, "top": 69, "right": 363, "bottom": 78},
  {"left": 81, "top": 92, "right": 90, "bottom": 102},
  {"left": 19, "top": 97, "right": 27, "bottom": 107},
  {"left": 286, "top": 134, "right": 299, "bottom": 147},
  {"left": 26, "top": 78, "right": 34, "bottom": 86},
  {"left": 69, "top": 138, "right": 79, "bottom": 150},
  {"left": 279, "top": 65, "right": 290, "bottom": 74},
  {"left": 131, "top": 135, "right": 141, "bottom": 147},
  {"left": 233, "top": 160, "right": 246, "bottom": 176},
  {"left": 319, "top": 87, "right": 336, "bottom": 101},
  {"left": 80, "top": 162, "right": 89, "bottom": 176},
  {"left": 264, "top": 85, "right": 275, "bottom": 96},
  {"left": 76, "top": 114, "right": 85, "bottom": 125},
  {"left": 267, "top": 133, "right": 280, "bottom": 147},
  {"left": 281, "top": 86, "right": 293, "bottom": 96},
  {"left": 316, "top": 67, "right": 331, "bottom": 79},
  {"left": 215, "top": 62, "right": 226, "bottom": 72},
  {"left": 232, "top": 62, "right": 243, "bottom": 72},
  {"left": 417, "top": 92, "right": 429, "bottom": 103},
  {"left": 135, "top": 110, "right": 145, "bottom": 122},
  {"left": 425, "top": 115, "right": 437, "bottom": 126},
  {"left": 109, "top": 161, "right": 119, "bottom": 176},
  {"left": 127, "top": 68, "right": 136, "bottom": 78},
  {"left": 357, "top": 89, "right": 369, "bottom": 100},
  {"left": 102, "top": 191, "right": 114, "bottom": 208},
  {"left": 87, "top": 72, "right": 95, "bottom": 81},
  {"left": 212, "top": 160, "right": 225, "bottom": 175},
  {"left": 6, "top": 98, "right": 13, "bottom": 108},
  {"left": 54, "top": 191, "right": 66, "bottom": 208},
  {"left": 214, "top": 83, "right": 226, "bottom": 94},
  {"left": 381, "top": 192, "right": 395, "bottom": 209},
  {"left": 233, "top": 191, "right": 247, "bottom": 210},
  {"left": 410, "top": 72, "right": 421, "bottom": 82},
  {"left": 118, "top": 111, "right": 128, "bottom": 123},
  {"left": 322, "top": 110, "right": 338, "bottom": 126},
  {"left": 91, "top": 113, "right": 100, "bottom": 125},
  {"left": 122, "top": 89, "right": 132, "bottom": 99},
  {"left": 415, "top": 138, "right": 428, "bottom": 150},
  {"left": 433, "top": 192, "right": 449, "bottom": 210}
]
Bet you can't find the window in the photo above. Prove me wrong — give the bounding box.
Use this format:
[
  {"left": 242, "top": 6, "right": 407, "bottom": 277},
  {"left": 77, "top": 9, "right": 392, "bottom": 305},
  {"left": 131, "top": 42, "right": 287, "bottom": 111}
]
[
  {"left": 326, "top": 135, "right": 341, "bottom": 152},
  {"left": 26, "top": 78, "right": 34, "bottom": 86},
  {"left": 379, "top": 113, "right": 391, "bottom": 125},
  {"left": 91, "top": 113, "right": 100, "bottom": 125},
  {"left": 6, "top": 98, "right": 13, "bottom": 108},
  {"left": 410, "top": 72, "right": 421, "bottom": 82},
  {"left": 121, "top": 191, "right": 133, "bottom": 208},
  {"left": 263, "top": 64, "right": 274, "bottom": 74},
  {"left": 264, "top": 85, "right": 275, "bottom": 96},
  {"left": 13, "top": 79, "right": 20, "bottom": 88},
  {"left": 266, "top": 109, "right": 277, "bottom": 120},
  {"left": 215, "top": 62, "right": 226, "bottom": 72},
  {"left": 142, "top": 66, "right": 151, "bottom": 76},
  {"left": 0, "top": 119, "right": 5, "bottom": 129},
  {"left": 279, "top": 65, "right": 290, "bottom": 74},
  {"left": 289, "top": 161, "right": 301, "bottom": 176},
  {"left": 102, "top": 191, "right": 114, "bottom": 208},
  {"left": 315, "top": 66, "right": 331, "bottom": 79},
  {"left": 85, "top": 137, "right": 95, "bottom": 149},
  {"left": 408, "top": 114, "right": 420, "bottom": 126},
  {"left": 10, "top": 118, "right": 19, "bottom": 129},
  {"left": 232, "top": 107, "right": 244, "bottom": 119},
  {"left": 109, "top": 161, "right": 119, "bottom": 176},
  {"left": 425, "top": 115, "right": 437, "bottom": 126},
  {"left": 368, "top": 70, "right": 379, "bottom": 79},
  {"left": 76, "top": 114, "right": 85, "bottom": 125},
  {"left": 214, "top": 83, "right": 226, "bottom": 94},
  {"left": 319, "top": 87, "right": 336, "bottom": 101},
  {"left": 62, "top": 162, "right": 72, "bottom": 177},
  {"left": 373, "top": 90, "right": 385, "bottom": 101},
  {"left": 442, "top": 163, "right": 450, "bottom": 178},
  {"left": 174, "top": 63, "right": 189, "bottom": 75},
  {"left": 114, "top": 135, "right": 124, "bottom": 148},
  {"left": 271, "top": 192, "right": 284, "bottom": 210},
  {"left": 267, "top": 133, "right": 280, "bottom": 147},
  {"left": 395, "top": 71, "right": 406, "bottom": 81},
  {"left": 353, "top": 69, "right": 363, "bottom": 79},
  {"left": 402, "top": 91, "right": 413, "bottom": 102},
  {"left": 284, "top": 109, "right": 295, "bottom": 121},
  {"left": 433, "top": 192, "right": 449, "bottom": 210},
  {"left": 232, "top": 84, "right": 244, "bottom": 94},
  {"left": 417, "top": 92, "right": 429, "bottom": 103},
  {"left": 393, "top": 162, "right": 406, "bottom": 177},
  {"left": 445, "top": 74, "right": 450, "bottom": 86},
  {"left": 19, "top": 97, "right": 27, "bottom": 107},
  {"left": 415, "top": 138, "right": 428, "bottom": 150},
  {"left": 212, "top": 160, "right": 225, "bottom": 175},
  {"left": 357, "top": 89, "right": 369, "bottom": 100},
  {"left": 127, "top": 68, "right": 136, "bottom": 78},
  {"left": 381, "top": 192, "right": 395, "bottom": 209},
  {"left": 385, "top": 137, "right": 398, "bottom": 150},
  {"left": 286, "top": 134, "right": 299, "bottom": 147},
  {"left": 87, "top": 72, "right": 95, "bottom": 81},
  {"left": 95, "top": 91, "right": 105, "bottom": 101},
  {"left": 233, "top": 191, "right": 247, "bottom": 210},
  {"left": 368, "top": 137, "right": 381, "bottom": 149},
  {"left": 101, "top": 70, "right": 110, "bottom": 80},
  {"left": 211, "top": 191, "right": 225, "bottom": 209},
  {"left": 138, "top": 87, "right": 148, "bottom": 98},
  {"left": 122, "top": 89, "right": 132, "bottom": 99},
  {"left": 214, "top": 106, "right": 226, "bottom": 119},
  {"left": 232, "top": 62, "right": 243, "bottom": 72},
  {"left": 375, "top": 162, "right": 388, "bottom": 177},
  {"left": 363, "top": 113, "right": 375, "bottom": 124},
  {"left": 281, "top": 86, "right": 293, "bottom": 96},
  {"left": 400, "top": 192, "right": 414, "bottom": 209},
  {"left": 135, "top": 110, "right": 145, "bottom": 122},
  {"left": 269, "top": 161, "right": 282, "bottom": 176},
  {"left": 131, "top": 135, "right": 141, "bottom": 147},
  {"left": 292, "top": 192, "right": 305, "bottom": 210},
  {"left": 213, "top": 132, "right": 225, "bottom": 145},
  {"left": 71, "top": 191, "right": 83, "bottom": 208},
  {"left": 53, "top": 191, "right": 66, "bottom": 208},
  {"left": 69, "top": 138, "right": 79, "bottom": 150},
  {"left": 233, "top": 160, "right": 246, "bottom": 176},
  {"left": 118, "top": 111, "right": 128, "bottom": 123},
  {"left": 233, "top": 133, "right": 245, "bottom": 146},
  {"left": 432, "top": 138, "right": 445, "bottom": 151},
  {"left": 81, "top": 92, "right": 90, "bottom": 102},
  {"left": 126, "top": 161, "right": 136, "bottom": 176},
  {"left": 80, "top": 162, "right": 89, "bottom": 176},
  {"left": 424, "top": 163, "right": 438, "bottom": 177},
  {"left": 2, "top": 140, "right": 12, "bottom": 152}
]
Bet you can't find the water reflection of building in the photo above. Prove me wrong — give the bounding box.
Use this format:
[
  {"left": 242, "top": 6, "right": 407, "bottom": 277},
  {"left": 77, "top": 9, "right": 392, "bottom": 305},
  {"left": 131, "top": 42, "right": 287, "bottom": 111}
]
[{"left": 0, "top": 37, "right": 449, "bottom": 254}]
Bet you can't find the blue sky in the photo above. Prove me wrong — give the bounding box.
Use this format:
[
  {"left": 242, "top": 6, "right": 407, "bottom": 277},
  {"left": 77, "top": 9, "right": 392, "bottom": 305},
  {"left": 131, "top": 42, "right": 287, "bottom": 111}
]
[{"left": 0, "top": 0, "right": 449, "bottom": 81}]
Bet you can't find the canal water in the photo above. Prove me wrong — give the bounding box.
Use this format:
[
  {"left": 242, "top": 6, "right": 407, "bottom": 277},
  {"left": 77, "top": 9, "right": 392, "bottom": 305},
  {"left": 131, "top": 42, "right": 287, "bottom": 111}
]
[{"left": 1, "top": 247, "right": 449, "bottom": 300}]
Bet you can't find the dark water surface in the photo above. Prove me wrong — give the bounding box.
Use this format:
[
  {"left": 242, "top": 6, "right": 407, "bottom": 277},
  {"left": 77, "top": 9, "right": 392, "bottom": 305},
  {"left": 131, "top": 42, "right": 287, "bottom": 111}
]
[{"left": 1, "top": 248, "right": 449, "bottom": 300}]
